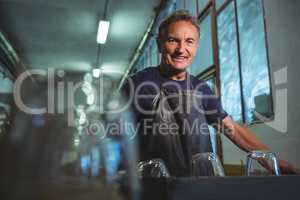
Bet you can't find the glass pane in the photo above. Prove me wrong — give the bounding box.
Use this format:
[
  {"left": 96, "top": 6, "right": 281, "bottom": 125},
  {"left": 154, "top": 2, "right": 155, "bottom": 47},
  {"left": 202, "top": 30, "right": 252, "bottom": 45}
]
[
  {"left": 217, "top": 2, "right": 243, "bottom": 122},
  {"left": 197, "top": 0, "right": 210, "bottom": 13},
  {"left": 189, "top": 11, "right": 213, "bottom": 76},
  {"left": 216, "top": 0, "right": 226, "bottom": 10},
  {"left": 175, "top": 0, "right": 185, "bottom": 10},
  {"left": 237, "top": 0, "right": 272, "bottom": 123},
  {"left": 185, "top": 0, "right": 197, "bottom": 16}
]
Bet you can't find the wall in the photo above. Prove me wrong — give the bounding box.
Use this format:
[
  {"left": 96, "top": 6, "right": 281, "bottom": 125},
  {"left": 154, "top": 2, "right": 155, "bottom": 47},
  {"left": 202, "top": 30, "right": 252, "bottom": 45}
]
[{"left": 222, "top": 0, "right": 300, "bottom": 167}]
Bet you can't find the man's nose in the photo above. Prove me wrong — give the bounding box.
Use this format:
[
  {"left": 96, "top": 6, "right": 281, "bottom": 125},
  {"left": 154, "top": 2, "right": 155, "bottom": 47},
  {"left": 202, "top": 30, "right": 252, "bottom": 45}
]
[{"left": 176, "top": 41, "right": 186, "bottom": 53}]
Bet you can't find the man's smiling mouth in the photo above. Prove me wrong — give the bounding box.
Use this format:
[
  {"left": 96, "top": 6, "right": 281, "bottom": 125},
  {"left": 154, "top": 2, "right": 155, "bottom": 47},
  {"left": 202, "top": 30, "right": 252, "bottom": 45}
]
[{"left": 172, "top": 55, "right": 188, "bottom": 62}]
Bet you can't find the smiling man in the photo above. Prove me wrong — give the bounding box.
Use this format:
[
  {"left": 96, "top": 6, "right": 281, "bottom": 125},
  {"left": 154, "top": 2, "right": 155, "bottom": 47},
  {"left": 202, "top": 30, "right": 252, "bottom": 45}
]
[
  {"left": 157, "top": 18, "right": 199, "bottom": 79},
  {"left": 122, "top": 10, "right": 298, "bottom": 176}
]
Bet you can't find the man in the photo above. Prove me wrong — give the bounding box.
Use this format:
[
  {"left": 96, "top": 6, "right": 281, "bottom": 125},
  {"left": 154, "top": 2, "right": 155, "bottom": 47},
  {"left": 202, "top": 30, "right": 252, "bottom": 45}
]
[{"left": 122, "top": 10, "right": 298, "bottom": 176}]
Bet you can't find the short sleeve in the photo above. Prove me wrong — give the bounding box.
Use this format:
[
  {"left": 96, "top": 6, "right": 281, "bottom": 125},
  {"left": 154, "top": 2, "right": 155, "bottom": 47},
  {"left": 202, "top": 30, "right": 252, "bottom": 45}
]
[{"left": 197, "top": 80, "right": 228, "bottom": 125}]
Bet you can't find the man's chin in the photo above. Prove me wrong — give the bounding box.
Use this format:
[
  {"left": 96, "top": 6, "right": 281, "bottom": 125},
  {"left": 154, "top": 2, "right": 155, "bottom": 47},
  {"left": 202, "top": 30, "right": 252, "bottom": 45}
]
[
  {"left": 161, "top": 63, "right": 189, "bottom": 73},
  {"left": 172, "top": 65, "right": 188, "bottom": 72}
]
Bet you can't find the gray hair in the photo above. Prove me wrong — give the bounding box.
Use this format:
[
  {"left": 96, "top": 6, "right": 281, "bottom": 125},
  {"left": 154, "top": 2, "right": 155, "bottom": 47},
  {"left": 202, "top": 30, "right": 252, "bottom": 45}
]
[{"left": 158, "top": 10, "right": 200, "bottom": 39}]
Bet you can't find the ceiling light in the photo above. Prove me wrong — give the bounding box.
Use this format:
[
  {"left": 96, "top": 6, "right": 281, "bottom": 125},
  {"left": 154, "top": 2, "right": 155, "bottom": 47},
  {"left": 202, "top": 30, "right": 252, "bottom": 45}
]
[
  {"left": 97, "top": 20, "right": 110, "bottom": 44},
  {"left": 92, "top": 68, "right": 101, "bottom": 78}
]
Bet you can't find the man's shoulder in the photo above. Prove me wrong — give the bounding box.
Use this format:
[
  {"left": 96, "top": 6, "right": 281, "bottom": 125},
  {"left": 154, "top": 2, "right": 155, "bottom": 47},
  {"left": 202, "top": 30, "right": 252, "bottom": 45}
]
[
  {"left": 187, "top": 74, "right": 214, "bottom": 95},
  {"left": 188, "top": 73, "right": 206, "bottom": 86}
]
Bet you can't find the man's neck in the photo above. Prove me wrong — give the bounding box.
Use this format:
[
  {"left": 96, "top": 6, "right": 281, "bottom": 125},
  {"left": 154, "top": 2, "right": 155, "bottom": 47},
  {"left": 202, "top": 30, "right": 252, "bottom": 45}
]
[{"left": 159, "top": 64, "right": 187, "bottom": 81}]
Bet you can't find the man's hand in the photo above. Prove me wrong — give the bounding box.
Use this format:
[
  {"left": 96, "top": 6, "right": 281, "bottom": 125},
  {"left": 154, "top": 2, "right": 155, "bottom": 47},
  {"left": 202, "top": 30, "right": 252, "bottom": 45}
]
[
  {"left": 256, "top": 158, "right": 300, "bottom": 175},
  {"left": 221, "top": 116, "right": 300, "bottom": 175},
  {"left": 279, "top": 159, "right": 300, "bottom": 175}
]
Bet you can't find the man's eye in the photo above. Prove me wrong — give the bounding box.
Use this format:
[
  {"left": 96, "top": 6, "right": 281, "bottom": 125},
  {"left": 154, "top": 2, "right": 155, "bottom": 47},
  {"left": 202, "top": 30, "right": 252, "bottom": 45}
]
[
  {"left": 167, "top": 38, "right": 176, "bottom": 43},
  {"left": 186, "top": 40, "right": 195, "bottom": 45}
]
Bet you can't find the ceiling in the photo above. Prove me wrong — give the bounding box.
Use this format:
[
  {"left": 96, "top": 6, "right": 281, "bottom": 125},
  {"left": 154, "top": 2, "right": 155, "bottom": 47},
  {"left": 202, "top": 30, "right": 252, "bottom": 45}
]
[{"left": 0, "top": 0, "right": 161, "bottom": 74}]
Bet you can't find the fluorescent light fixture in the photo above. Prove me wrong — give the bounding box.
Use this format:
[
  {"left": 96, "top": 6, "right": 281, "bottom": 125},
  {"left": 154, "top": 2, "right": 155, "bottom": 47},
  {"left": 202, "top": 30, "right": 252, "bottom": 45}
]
[
  {"left": 97, "top": 20, "right": 110, "bottom": 44},
  {"left": 92, "top": 68, "right": 101, "bottom": 78}
]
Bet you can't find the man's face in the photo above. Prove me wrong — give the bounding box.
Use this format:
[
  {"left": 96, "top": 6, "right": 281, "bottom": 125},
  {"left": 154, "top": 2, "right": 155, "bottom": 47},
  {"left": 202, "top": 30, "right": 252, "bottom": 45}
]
[{"left": 158, "top": 21, "right": 199, "bottom": 72}]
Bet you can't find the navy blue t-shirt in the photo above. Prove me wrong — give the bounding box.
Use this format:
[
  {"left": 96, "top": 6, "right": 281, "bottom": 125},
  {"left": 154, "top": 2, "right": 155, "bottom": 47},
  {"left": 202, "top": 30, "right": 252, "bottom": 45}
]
[
  {"left": 122, "top": 67, "right": 228, "bottom": 176},
  {"left": 122, "top": 66, "right": 227, "bottom": 126}
]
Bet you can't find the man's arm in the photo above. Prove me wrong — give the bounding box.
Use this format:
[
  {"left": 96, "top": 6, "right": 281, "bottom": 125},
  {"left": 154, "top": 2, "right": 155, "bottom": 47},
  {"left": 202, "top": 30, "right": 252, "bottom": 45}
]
[
  {"left": 221, "top": 117, "right": 269, "bottom": 152},
  {"left": 221, "top": 116, "right": 299, "bottom": 174}
]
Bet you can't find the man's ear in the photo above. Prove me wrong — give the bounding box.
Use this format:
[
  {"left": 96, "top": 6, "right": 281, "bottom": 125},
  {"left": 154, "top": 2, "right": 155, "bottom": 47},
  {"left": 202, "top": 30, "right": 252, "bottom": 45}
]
[{"left": 156, "top": 37, "right": 162, "bottom": 53}]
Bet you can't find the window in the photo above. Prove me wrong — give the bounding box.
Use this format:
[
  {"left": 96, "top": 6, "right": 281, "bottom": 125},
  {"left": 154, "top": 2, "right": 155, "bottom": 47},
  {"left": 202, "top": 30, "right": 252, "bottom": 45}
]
[
  {"left": 217, "top": 0, "right": 273, "bottom": 124},
  {"left": 236, "top": 0, "right": 272, "bottom": 123},
  {"left": 196, "top": 0, "right": 273, "bottom": 124}
]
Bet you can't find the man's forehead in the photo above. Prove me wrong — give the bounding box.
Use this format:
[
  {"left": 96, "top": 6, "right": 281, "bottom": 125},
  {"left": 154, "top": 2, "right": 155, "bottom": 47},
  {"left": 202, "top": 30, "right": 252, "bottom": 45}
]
[{"left": 163, "top": 21, "right": 199, "bottom": 37}]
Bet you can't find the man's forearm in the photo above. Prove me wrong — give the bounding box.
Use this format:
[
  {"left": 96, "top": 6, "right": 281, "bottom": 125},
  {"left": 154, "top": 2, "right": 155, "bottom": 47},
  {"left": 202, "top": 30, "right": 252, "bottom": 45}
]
[{"left": 221, "top": 116, "right": 270, "bottom": 153}]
